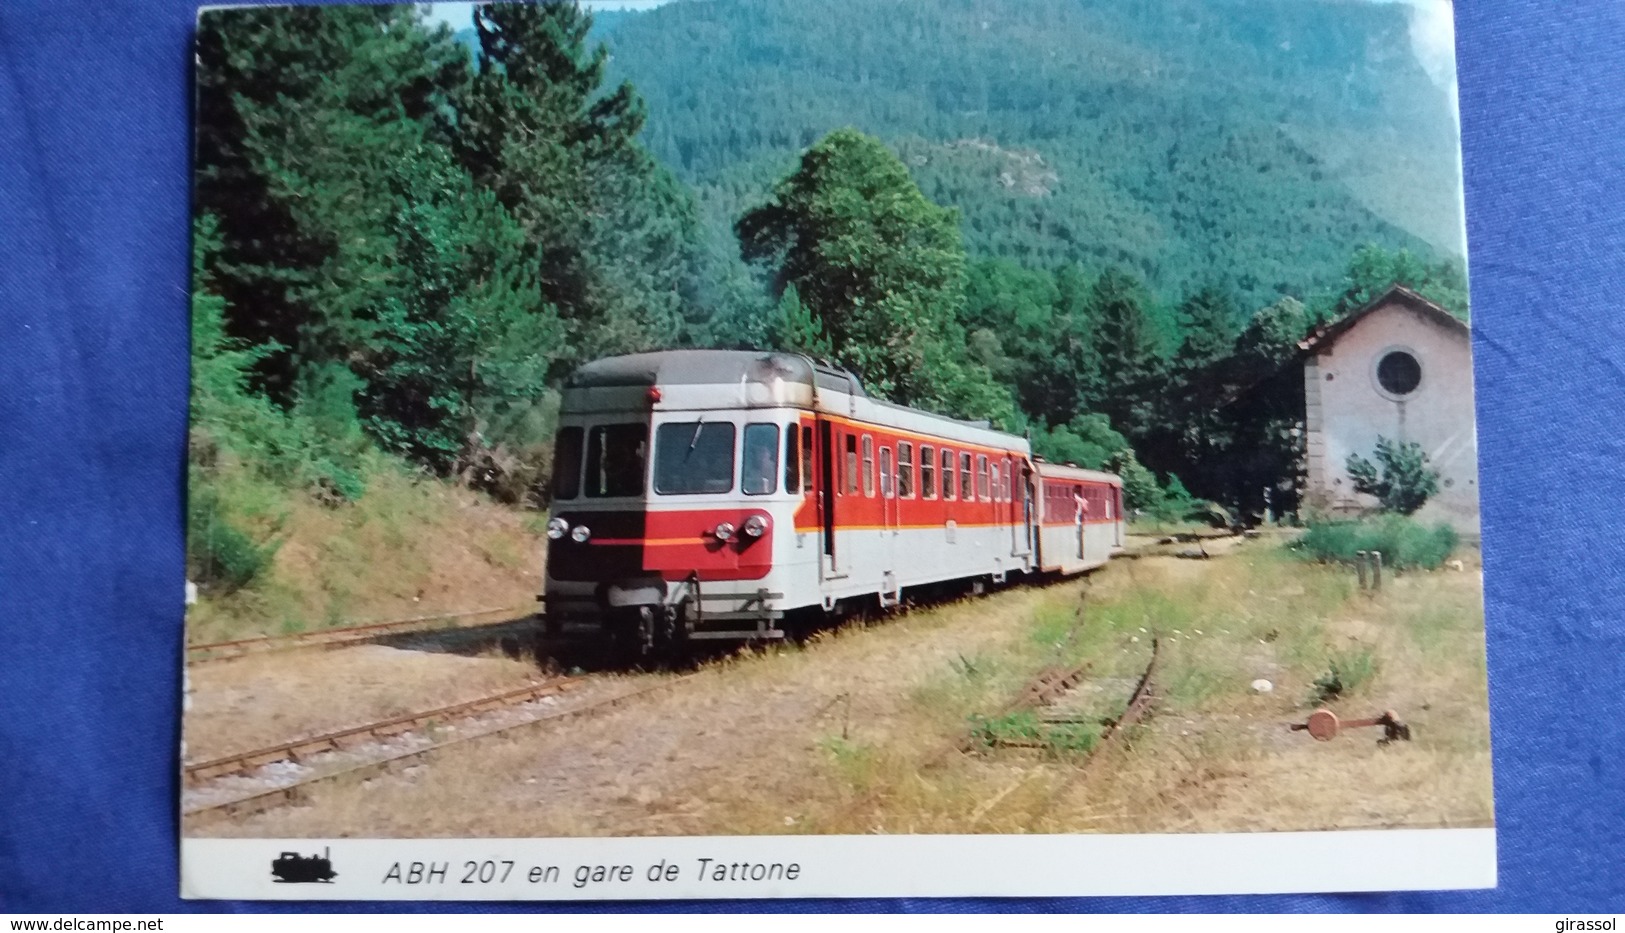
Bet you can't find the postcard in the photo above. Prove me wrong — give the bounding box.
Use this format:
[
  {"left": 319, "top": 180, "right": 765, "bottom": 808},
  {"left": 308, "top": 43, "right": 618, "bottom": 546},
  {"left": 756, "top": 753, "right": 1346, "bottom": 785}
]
[{"left": 181, "top": 0, "right": 1493, "bottom": 899}]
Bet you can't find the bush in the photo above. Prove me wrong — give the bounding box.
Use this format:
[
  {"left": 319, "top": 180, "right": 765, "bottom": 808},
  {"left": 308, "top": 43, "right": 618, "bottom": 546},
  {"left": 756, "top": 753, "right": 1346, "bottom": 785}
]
[
  {"left": 1346, "top": 436, "right": 1440, "bottom": 515},
  {"left": 1296, "top": 515, "right": 1458, "bottom": 571},
  {"left": 186, "top": 484, "right": 282, "bottom": 592},
  {"left": 1308, "top": 646, "right": 1379, "bottom": 706}
]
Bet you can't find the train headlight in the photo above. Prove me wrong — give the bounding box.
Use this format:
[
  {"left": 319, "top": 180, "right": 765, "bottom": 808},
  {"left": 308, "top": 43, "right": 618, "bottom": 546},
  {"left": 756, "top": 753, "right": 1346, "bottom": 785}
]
[
  {"left": 570, "top": 524, "right": 591, "bottom": 543},
  {"left": 546, "top": 517, "right": 570, "bottom": 540},
  {"left": 742, "top": 515, "right": 769, "bottom": 538},
  {"left": 713, "top": 521, "right": 736, "bottom": 542}
]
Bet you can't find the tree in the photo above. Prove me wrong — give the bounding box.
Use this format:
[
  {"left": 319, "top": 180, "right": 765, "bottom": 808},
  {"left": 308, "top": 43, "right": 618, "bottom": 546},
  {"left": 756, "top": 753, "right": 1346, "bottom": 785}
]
[
  {"left": 457, "top": 1, "right": 704, "bottom": 364},
  {"left": 1033, "top": 413, "right": 1129, "bottom": 470},
  {"left": 194, "top": 5, "right": 469, "bottom": 402},
  {"left": 737, "top": 128, "right": 1016, "bottom": 424},
  {"left": 1173, "top": 284, "right": 1240, "bottom": 369},
  {"left": 1090, "top": 266, "right": 1162, "bottom": 438},
  {"left": 356, "top": 144, "right": 565, "bottom": 474},
  {"left": 1233, "top": 296, "right": 1310, "bottom": 379},
  {"left": 1346, "top": 436, "right": 1441, "bottom": 515},
  {"left": 769, "top": 285, "right": 834, "bottom": 360},
  {"left": 1330, "top": 244, "right": 1469, "bottom": 321}
]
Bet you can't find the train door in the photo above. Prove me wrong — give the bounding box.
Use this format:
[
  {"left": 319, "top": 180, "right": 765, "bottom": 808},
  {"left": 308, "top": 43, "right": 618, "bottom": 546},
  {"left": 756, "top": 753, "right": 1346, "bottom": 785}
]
[
  {"left": 817, "top": 419, "right": 843, "bottom": 579},
  {"left": 1012, "top": 458, "right": 1033, "bottom": 559},
  {"left": 878, "top": 443, "right": 899, "bottom": 602}
]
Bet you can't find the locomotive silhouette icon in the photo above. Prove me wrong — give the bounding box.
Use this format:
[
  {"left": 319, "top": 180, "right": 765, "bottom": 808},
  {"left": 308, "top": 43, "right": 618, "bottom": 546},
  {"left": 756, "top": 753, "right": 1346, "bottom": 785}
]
[{"left": 271, "top": 847, "right": 337, "bottom": 883}]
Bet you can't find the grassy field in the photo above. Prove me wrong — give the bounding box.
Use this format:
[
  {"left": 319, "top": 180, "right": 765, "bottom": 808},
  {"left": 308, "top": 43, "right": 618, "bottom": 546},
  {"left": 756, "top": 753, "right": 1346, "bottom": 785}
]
[
  {"left": 826, "top": 543, "right": 1492, "bottom": 835},
  {"left": 202, "top": 535, "right": 1492, "bottom": 839}
]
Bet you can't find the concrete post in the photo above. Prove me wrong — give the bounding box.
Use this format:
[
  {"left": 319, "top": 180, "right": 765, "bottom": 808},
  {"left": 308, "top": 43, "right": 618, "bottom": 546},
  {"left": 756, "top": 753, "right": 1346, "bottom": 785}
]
[
  {"left": 1356, "top": 550, "right": 1369, "bottom": 590},
  {"left": 1371, "top": 551, "right": 1383, "bottom": 592}
]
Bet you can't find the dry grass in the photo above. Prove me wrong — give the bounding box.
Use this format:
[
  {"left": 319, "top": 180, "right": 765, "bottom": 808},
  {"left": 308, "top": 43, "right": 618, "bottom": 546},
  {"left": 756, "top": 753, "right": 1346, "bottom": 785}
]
[
  {"left": 183, "top": 645, "right": 548, "bottom": 763},
  {"left": 192, "top": 542, "right": 1493, "bottom": 839},
  {"left": 186, "top": 472, "right": 545, "bottom": 644}
]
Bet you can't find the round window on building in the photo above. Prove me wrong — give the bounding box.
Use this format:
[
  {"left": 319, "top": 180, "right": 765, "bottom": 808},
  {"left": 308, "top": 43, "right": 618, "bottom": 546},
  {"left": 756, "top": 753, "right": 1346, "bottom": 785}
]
[{"left": 1376, "top": 350, "right": 1421, "bottom": 397}]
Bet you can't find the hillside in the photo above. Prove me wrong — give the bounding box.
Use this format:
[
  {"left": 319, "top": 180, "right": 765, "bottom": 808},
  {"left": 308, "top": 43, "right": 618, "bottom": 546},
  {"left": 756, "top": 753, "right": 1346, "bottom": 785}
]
[{"left": 600, "top": 0, "right": 1464, "bottom": 312}]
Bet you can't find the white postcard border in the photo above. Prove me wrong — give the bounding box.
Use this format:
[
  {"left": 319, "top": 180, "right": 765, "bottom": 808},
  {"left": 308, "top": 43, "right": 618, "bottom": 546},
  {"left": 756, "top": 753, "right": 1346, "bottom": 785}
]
[{"left": 182, "top": 828, "right": 1496, "bottom": 900}]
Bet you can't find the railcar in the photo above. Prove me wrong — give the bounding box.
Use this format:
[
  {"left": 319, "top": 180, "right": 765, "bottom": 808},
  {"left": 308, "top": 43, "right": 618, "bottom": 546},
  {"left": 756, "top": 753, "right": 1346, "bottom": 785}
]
[{"left": 540, "top": 350, "right": 1123, "bottom": 654}]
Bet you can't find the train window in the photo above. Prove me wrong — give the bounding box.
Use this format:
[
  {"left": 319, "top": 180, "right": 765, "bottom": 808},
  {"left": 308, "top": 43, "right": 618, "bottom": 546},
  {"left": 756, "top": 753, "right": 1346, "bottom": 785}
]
[
  {"left": 844, "top": 433, "right": 858, "bottom": 496},
  {"left": 551, "top": 426, "right": 583, "bottom": 500},
  {"left": 959, "top": 452, "right": 974, "bottom": 500},
  {"left": 879, "top": 446, "right": 894, "bottom": 498},
  {"left": 920, "top": 445, "right": 936, "bottom": 499},
  {"left": 585, "top": 423, "right": 648, "bottom": 498},
  {"left": 783, "top": 427, "right": 800, "bottom": 494},
  {"left": 1004, "top": 457, "right": 1014, "bottom": 502},
  {"left": 897, "top": 442, "right": 914, "bottom": 498},
  {"left": 801, "top": 426, "right": 814, "bottom": 492},
  {"left": 941, "top": 449, "right": 956, "bottom": 500},
  {"left": 862, "top": 435, "right": 875, "bottom": 497},
  {"left": 652, "top": 421, "right": 735, "bottom": 495},
  {"left": 742, "top": 423, "right": 779, "bottom": 496},
  {"left": 977, "top": 455, "right": 990, "bottom": 501}
]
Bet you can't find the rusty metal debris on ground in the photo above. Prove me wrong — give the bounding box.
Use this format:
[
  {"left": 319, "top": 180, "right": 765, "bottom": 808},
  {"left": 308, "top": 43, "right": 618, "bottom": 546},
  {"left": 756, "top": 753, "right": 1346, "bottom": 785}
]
[{"left": 1290, "top": 708, "right": 1411, "bottom": 744}]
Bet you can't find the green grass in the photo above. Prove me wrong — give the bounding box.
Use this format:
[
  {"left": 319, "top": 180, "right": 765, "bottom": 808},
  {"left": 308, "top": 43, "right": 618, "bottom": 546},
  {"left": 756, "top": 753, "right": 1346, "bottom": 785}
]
[
  {"left": 1307, "top": 645, "right": 1379, "bottom": 707},
  {"left": 1296, "top": 515, "right": 1458, "bottom": 571},
  {"left": 967, "top": 709, "right": 1102, "bottom": 756}
]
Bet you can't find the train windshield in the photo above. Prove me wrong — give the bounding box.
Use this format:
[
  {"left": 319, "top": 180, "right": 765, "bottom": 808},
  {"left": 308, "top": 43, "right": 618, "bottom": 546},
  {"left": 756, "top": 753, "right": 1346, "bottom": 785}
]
[
  {"left": 654, "top": 421, "right": 736, "bottom": 495},
  {"left": 584, "top": 423, "right": 647, "bottom": 498}
]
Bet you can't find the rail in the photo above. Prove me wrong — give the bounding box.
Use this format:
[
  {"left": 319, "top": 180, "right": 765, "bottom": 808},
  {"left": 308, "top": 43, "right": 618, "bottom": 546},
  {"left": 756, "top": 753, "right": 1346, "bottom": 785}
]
[
  {"left": 182, "top": 671, "right": 700, "bottom": 826},
  {"left": 185, "top": 605, "right": 534, "bottom": 665}
]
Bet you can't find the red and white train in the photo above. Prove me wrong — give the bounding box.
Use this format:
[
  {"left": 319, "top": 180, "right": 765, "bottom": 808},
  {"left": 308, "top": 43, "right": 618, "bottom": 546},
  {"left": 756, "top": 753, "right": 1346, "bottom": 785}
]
[{"left": 542, "top": 350, "right": 1124, "bottom": 652}]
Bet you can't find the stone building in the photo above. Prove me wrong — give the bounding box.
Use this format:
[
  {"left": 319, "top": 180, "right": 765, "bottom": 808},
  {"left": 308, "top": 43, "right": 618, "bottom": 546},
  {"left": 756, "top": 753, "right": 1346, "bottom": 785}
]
[{"left": 1299, "top": 285, "right": 1479, "bottom": 533}]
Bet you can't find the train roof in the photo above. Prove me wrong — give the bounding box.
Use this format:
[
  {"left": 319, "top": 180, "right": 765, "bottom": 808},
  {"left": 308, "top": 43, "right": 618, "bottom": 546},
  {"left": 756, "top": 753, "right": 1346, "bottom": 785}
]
[
  {"left": 1032, "top": 458, "right": 1123, "bottom": 486},
  {"left": 566, "top": 350, "right": 866, "bottom": 398},
  {"left": 564, "top": 349, "right": 1025, "bottom": 444}
]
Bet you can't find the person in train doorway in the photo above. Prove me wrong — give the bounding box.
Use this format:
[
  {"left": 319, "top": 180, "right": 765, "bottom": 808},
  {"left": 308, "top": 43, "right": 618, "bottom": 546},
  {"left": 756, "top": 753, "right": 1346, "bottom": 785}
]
[{"left": 1074, "top": 488, "right": 1088, "bottom": 558}]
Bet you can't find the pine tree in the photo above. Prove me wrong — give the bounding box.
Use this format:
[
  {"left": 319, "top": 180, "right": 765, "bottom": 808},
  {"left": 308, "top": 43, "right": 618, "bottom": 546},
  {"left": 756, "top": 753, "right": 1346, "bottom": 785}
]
[
  {"left": 194, "top": 5, "right": 469, "bottom": 402},
  {"left": 1174, "top": 284, "right": 1240, "bottom": 369},
  {"left": 1090, "top": 267, "right": 1162, "bottom": 437},
  {"left": 770, "top": 285, "right": 834, "bottom": 360}
]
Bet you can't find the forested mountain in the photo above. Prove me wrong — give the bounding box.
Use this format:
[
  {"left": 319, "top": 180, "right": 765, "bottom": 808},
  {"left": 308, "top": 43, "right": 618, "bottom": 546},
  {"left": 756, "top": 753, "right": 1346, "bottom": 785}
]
[{"left": 601, "top": 0, "right": 1464, "bottom": 313}]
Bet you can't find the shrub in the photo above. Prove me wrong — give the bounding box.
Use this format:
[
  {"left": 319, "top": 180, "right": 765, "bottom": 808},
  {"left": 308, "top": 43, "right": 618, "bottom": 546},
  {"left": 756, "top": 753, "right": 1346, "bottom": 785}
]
[
  {"left": 186, "top": 484, "right": 282, "bottom": 592},
  {"left": 1296, "top": 515, "right": 1458, "bottom": 571},
  {"left": 1308, "top": 646, "right": 1379, "bottom": 706},
  {"left": 1346, "top": 436, "right": 1441, "bottom": 514}
]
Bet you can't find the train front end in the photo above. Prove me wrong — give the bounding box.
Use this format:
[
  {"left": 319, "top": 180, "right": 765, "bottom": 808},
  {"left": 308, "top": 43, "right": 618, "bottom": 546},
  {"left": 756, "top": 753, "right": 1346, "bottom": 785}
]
[{"left": 541, "top": 351, "right": 819, "bottom": 654}]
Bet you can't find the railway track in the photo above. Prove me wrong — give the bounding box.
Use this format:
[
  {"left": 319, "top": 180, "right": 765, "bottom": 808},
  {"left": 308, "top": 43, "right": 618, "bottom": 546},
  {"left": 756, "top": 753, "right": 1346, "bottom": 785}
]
[
  {"left": 182, "top": 670, "right": 699, "bottom": 826},
  {"left": 185, "top": 605, "right": 535, "bottom": 665},
  {"left": 1030, "top": 635, "right": 1162, "bottom": 813}
]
